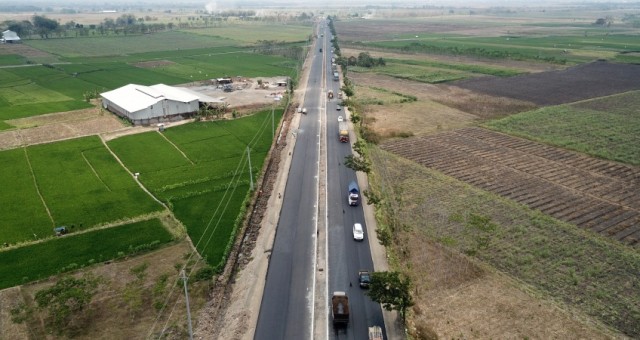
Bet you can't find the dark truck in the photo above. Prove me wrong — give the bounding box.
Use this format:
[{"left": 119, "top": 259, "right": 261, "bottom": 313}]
[{"left": 332, "top": 291, "right": 350, "bottom": 329}]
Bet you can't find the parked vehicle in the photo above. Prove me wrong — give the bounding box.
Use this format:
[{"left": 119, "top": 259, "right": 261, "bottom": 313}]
[
  {"left": 339, "top": 122, "right": 349, "bottom": 143},
  {"left": 302, "top": 108, "right": 307, "bottom": 114},
  {"left": 348, "top": 181, "right": 360, "bottom": 206},
  {"left": 353, "top": 223, "right": 364, "bottom": 241},
  {"left": 338, "top": 115, "right": 343, "bottom": 122},
  {"left": 333, "top": 72, "right": 339, "bottom": 81},
  {"left": 336, "top": 105, "right": 342, "bottom": 111},
  {"left": 332, "top": 291, "right": 350, "bottom": 329}
]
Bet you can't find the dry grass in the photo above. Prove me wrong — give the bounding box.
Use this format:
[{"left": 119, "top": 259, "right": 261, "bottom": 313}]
[
  {"left": 341, "top": 47, "right": 561, "bottom": 74},
  {"left": 370, "top": 148, "right": 622, "bottom": 339},
  {"left": 349, "top": 72, "right": 478, "bottom": 137}
]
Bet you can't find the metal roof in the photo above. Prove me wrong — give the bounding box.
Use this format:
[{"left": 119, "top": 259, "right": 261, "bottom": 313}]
[{"left": 100, "top": 84, "right": 199, "bottom": 113}]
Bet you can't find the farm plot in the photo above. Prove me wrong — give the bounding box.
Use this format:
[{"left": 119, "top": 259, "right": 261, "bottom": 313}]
[
  {"left": 108, "top": 110, "right": 281, "bottom": 269},
  {"left": 0, "top": 218, "right": 172, "bottom": 290},
  {"left": 0, "top": 136, "right": 163, "bottom": 245},
  {"left": 485, "top": 90, "right": 640, "bottom": 165},
  {"left": 454, "top": 60, "right": 640, "bottom": 106},
  {"left": 382, "top": 127, "right": 640, "bottom": 246}
]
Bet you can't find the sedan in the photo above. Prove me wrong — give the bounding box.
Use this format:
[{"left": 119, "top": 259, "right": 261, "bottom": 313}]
[
  {"left": 337, "top": 115, "right": 344, "bottom": 122},
  {"left": 336, "top": 105, "right": 342, "bottom": 111},
  {"left": 353, "top": 223, "right": 364, "bottom": 241}
]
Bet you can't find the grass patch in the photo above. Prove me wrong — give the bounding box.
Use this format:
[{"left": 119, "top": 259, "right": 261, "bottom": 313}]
[
  {"left": 0, "top": 54, "right": 27, "bottom": 66},
  {"left": 484, "top": 91, "right": 640, "bottom": 165},
  {"left": 0, "top": 218, "right": 173, "bottom": 289},
  {"left": 370, "top": 146, "right": 640, "bottom": 337}
]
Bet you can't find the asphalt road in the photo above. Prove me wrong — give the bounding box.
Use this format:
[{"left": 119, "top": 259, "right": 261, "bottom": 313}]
[
  {"left": 322, "top": 33, "right": 386, "bottom": 340},
  {"left": 255, "top": 21, "right": 385, "bottom": 340},
  {"left": 254, "top": 23, "right": 325, "bottom": 340}
]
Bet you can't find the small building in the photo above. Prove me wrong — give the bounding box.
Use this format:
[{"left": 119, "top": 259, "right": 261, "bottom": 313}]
[
  {"left": 216, "top": 78, "right": 233, "bottom": 85},
  {"left": 1, "top": 30, "right": 21, "bottom": 43},
  {"left": 100, "top": 84, "right": 200, "bottom": 126}
]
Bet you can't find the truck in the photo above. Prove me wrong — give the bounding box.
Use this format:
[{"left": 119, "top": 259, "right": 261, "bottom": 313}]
[
  {"left": 328, "top": 90, "right": 334, "bottom": 99},
  {"left": 333, "top": 72, "right": 339, "bottom": 81},
  {"left": 348, "top": 181, "right": 360, "bottom": 206},
  {"left": 368, "top": 326, "right": 383, "bottom": 340},
  {"left": 339, "top": 122, "right": 349, "bottom": 143},
  {"left": 331, "top": 291, "right": 349, "bottom": 329}
]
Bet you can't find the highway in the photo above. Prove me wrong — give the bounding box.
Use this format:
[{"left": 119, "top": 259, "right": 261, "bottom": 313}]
[{"left": 255, "top": 20, "right": 385, "bottom": 340}]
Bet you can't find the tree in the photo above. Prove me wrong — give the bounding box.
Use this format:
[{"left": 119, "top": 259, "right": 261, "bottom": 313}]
[
  {"left": 34, "top": 274, "right": 102, "bottom": 334},
  {"left": 344, "top": 154, "right": 370, "bottom": 173},
  {"left": 367, "top": 271, "right": 414, "bottom": 324},
  {"left": 32, "top": 15, "right": 59, "bottom": 39}
]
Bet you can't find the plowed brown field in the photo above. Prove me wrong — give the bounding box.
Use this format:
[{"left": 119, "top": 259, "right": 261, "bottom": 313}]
[
  {"left": 455, "top": 60, "right": 640, "bottom": 105},
  {"left": 382, "top": 127, "right": 640, "bottom": 246}
]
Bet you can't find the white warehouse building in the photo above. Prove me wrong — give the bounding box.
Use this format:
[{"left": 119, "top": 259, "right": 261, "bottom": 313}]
[{"left": 101, "top": 84, "right": 200, "bottom": 126}]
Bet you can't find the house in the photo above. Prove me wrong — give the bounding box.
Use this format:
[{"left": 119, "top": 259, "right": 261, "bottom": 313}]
[
  {"left": 1, "top": 30, "right": 21, "bottom": 43},
  {"left": 101, "top": 84, "right": 201, "bottom": 126}
]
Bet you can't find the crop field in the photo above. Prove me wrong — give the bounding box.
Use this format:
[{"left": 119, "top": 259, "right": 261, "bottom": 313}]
[
  {"left": 485, "top": 91, "right": 640, "bottom": 165},
  {"left": 184, "top": 22, "right": 311, "bottom": 43},
  {"left": 382, "top": 127, "right": 640, "bottom": 247},
  {"left": 0, "top": 218, "right": 172, "bottom": 290},
  {"left": 0, "top": 46, "right": 296, "bottom": 122},
  {"left": 455, "top": 61, "right": 640, "bottom": 106},
  {"left": 335, "top": 16, "right": 640, "bottom": 64},
  {"left": 107, "top": 109, "right": 281, "bottom": 268},
  {"left": 0, "top": 136, "right": 163, "bottom": 245},
  {"left": 369, "top": 146, "right": 640, "bottom": 337},
  {"left": 0, "top": 54, "right": 25, "bottom": 66},
  {"left": 25, "top": 31, "right": 236, "bottom": 58}
]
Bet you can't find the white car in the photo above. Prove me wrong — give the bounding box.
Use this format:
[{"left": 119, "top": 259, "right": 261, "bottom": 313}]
[
  {"left": 353, "top": 223, "right": 364, "bottom": 241},
  {"left": 338, "top": 116, "right": 344, "bottom": 122}
]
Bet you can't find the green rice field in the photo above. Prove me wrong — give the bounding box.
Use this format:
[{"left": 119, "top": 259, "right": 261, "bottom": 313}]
[
  {"left": 108, "top": 109, "right": 281, "bottom": 269},
  {"left": 0, "top": 136, "right": 163, "bottom": 245},
  {"left": 0, "top": 218, "right": 172, "bottom": 289}
]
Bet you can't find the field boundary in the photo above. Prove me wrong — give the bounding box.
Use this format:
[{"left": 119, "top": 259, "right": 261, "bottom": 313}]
[
  {"left": 23, "top": 147, "right": 54, "bottom": 227},
  {"left": 99, "top": 136, "right": 167, "bottom": 209},
  {"left": 157, "top": 130, "right": 195, "bottom": 165}
]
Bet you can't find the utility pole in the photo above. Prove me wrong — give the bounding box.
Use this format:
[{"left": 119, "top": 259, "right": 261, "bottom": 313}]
[
  {"left": 247, "top": 146, "right": 254, "bottom": 191},
  {"left": 181, "top": 270, "right": 193, "bottom": 340}
]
